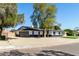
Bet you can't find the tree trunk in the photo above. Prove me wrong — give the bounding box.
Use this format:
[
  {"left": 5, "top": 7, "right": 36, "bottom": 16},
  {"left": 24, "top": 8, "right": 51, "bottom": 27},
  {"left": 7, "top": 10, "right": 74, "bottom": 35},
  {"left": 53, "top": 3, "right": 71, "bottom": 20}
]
[
  {"left": 74, "top": 31, "right": 76, "bottom": 37},
  {"left": 74, "top": 32, "right": 76, "bottom": 37},
  {"left": 0, "top": 26, "right": 3, "bottom": 36},
  {"left": 44, "top": 29, "right": 47, "bottom": 37}
]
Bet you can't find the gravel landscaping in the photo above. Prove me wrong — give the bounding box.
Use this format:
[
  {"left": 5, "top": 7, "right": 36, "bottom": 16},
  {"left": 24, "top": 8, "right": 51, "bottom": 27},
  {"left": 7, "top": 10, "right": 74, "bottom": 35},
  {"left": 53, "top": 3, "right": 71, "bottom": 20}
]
[{"left": 0, "top": 50, "right": 75, "bottom": 56}]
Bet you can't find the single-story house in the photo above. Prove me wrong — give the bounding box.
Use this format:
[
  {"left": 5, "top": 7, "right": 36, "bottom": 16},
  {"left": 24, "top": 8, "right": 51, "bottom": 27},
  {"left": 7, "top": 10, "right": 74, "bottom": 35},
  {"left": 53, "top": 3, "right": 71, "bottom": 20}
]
[
  {"left": 15, "top": 26, "right": 63, "bottom": 37},
  {"left": 2, "top": 30, "right": 15, "bottom": 38}
]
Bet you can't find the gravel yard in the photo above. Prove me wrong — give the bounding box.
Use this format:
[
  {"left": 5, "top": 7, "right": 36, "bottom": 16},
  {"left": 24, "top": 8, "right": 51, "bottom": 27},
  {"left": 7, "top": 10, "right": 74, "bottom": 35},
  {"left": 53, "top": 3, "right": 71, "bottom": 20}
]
[{"left": 0, "top": 37, "right": 78, "bottom": 56}]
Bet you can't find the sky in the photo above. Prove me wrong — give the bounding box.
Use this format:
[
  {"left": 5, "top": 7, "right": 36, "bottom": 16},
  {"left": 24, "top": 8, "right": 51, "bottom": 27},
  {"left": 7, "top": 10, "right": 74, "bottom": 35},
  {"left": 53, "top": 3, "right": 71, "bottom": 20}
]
[{"left": 16, "top": 3, "right": 79, "bottom": 30}]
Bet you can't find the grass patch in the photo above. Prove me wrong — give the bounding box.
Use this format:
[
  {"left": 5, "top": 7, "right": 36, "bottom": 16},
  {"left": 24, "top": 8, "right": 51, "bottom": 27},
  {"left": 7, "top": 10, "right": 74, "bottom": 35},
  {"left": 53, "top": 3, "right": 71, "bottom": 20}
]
[{"left": 63, "top": 36, "right": 78, "bottom": 39}]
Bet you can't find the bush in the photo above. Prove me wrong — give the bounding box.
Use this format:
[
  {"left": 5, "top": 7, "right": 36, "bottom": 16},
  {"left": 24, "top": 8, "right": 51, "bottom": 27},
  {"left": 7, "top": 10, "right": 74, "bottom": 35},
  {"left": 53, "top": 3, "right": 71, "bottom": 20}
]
[
  {"left": 64, "top": 29, "right": 74, "bottom": 36},
  {"left": 0, "top": 35, "right": 6, "bottom": 40}
]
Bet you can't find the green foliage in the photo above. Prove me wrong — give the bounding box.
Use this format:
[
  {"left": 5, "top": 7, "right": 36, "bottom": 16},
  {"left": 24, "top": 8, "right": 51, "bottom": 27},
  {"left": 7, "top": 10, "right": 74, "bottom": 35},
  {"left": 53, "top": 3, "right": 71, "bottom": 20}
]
[
  {"left": 0, "top": 3, "right": 24, "bottom": 38},
  {"left": 63, "top": 36, "right": 78, "bottom": 39},
  {"left": 31, "top": 3, "right": 56, "bottom": 29},
  {"left": 53, "top": 25, "right": 61, "bottom": 30},
  {"left": 0, "top": 35, "right": 5, "bottom": 40},
  {"left": 17, "top": 14, "right": 24, "bottom": 24},
  {"left": 64, "top": 29, "right": 74, "bottom": 36},
  {"left": 43, "top": 17, "right": 55, "bottom": 29},
  {"left": 0, "top": 3, "right": 24, "bottom": 28}
]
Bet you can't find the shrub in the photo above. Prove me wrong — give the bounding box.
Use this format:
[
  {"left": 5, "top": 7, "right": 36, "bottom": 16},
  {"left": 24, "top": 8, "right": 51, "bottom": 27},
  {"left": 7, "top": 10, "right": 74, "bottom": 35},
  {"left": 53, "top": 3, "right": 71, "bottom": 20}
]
[
  {"left": 0, "top": 35, "right": 6, "bottom": 40},
  {"left": 64, "top": 29, "right": 74, "bottom": 36}
]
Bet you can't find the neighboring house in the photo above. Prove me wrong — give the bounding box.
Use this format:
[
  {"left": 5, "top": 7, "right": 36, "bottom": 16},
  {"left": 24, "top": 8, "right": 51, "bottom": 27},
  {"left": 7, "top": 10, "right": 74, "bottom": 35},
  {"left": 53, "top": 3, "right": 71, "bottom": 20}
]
[
  {"left": 76, "top": 31, "right": 79, "bottom": 36},
  {"left": 2, "top": 30, "right": 15, "bottom": 38},
  {"left": 63, "top": 32, "right": 67, "bottom": 37},
  {"left": 15, "top": 26, "right": 63, "bottom": 37}
]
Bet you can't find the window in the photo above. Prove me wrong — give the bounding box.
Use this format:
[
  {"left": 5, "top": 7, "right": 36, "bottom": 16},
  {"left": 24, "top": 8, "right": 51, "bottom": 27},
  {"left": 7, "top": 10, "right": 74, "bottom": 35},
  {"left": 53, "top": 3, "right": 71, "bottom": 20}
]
[
  {"left": 40, "top": 31, "right": 43, "bottom": 35},
  {"left": 34, "top": 31, "right": 39, "bottom": 35},
  {"left": 59, "top": 32, "right": 60, "bottom": 35},
  {"left": 53, "top": 31, "right": 55, "bottom": 35},
  {"left": 29, "top": 31, "right": 32, "bottom": 35}
]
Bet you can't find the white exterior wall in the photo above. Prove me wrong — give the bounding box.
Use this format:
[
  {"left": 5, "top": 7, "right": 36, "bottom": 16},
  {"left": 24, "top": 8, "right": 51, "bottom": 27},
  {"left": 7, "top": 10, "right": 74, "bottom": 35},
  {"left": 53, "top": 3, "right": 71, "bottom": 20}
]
[
  {"left": 48, "top": 30, "right": 62, "bottom": 36},
  {"left": 29, "top": 31, "right": 32, "bottom": 35},
  {"left": 55, "top": 32, "right": 59, "bottom": 35},
  {"left": 48, "top": 30, "right": 54, "bottom": 35},
  {"left": 40, "top": 31, "right": 43, "bottom": 35},
  {"left": 34, "top": 31, "right": 39, "bottom": 35},
  {"left": 16, "top": 31, "right": 19, "bottom": 35},
  {"left": 60, "top": 32, "right": 62, "bottom": 35}
]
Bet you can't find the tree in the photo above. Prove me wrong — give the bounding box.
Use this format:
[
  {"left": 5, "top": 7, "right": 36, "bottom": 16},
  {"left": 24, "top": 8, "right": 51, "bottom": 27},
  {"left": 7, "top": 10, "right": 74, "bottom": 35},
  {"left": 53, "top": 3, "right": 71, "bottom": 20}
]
[
  {"left": 53, "top": 22, "right": 61, "bottom": 30},
  {"left": 74, "top": 27, "right": 79, "bottom": 36},
  {"left": 43, "top": 18, "right": 55, "bottom": 29},
  {"left": 53, "top": 25, "right": 61, "bottom": 30},
  {"left": 31, "top": 3, "right": 57, "bottom": 37},
  {"left": 0, "top": 3, "right": 24, "bottom": 37},
  {"left": 64, "top": 29, "right": 74, "bottom": 36}
]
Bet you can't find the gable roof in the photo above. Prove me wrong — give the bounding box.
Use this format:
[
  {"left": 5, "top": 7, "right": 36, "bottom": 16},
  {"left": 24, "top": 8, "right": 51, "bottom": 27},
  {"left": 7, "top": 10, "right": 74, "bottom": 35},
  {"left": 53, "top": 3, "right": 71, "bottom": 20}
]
[
  {"left": 17, "top": 26, "right": 62, "bottom": 32},
  {"left": 18, "top": 26, "right": 33, "bottom": 30}
]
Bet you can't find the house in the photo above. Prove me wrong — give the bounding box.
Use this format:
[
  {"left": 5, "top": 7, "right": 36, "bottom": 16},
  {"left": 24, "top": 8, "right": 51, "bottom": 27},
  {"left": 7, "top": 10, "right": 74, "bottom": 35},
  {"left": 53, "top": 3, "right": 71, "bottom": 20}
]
[
  {"left": 15, "top": 26, "right": 63, "bottom": 37},
  {"left": 15, "top": 26, "right": 44, "bottom": 37},
  {"left": 2, "top": 30, "right": 15, "bottom": 38}
]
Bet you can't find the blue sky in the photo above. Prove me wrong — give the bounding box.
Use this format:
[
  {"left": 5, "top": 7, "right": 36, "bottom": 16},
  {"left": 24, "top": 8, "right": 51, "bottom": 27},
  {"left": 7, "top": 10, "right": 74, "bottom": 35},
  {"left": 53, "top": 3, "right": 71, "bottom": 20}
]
[{"left": 16, "top": 3, "right": 79, "bottom": 30}]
